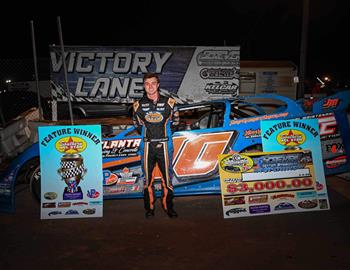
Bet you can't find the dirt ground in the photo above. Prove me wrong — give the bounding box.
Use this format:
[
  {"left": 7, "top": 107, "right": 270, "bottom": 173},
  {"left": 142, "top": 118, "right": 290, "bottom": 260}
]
[{"left": 1, "top": 176, "right": 350, "bottom": 270}]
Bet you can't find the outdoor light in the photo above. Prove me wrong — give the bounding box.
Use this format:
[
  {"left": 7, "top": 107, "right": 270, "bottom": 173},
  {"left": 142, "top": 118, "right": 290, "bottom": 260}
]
[
  {"left": 323, "top": 76, "right": 331, "bottom": 82},
  {"left": 5, "top": 79, "right": 11, "bottom": 84}
]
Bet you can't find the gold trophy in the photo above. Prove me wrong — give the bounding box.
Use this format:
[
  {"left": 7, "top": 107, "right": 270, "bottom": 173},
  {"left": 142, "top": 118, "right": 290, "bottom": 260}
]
[{"left": 57, "top": 154, "right": 87, "bottom": 200}]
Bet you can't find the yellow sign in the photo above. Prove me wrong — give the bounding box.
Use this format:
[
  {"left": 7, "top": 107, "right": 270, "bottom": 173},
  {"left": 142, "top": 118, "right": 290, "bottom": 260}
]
[
  {"left": 277, "top": 129, "right": 306, "bottom": 146},
  {"left": 55, "top": 136, "right": 87, "bottom": 154}
]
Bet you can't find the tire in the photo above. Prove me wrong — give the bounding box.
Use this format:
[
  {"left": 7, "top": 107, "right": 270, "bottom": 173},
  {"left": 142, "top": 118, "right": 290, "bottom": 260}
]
[{"left": 29, "top": 163, "right": 41, "bottom": 203}]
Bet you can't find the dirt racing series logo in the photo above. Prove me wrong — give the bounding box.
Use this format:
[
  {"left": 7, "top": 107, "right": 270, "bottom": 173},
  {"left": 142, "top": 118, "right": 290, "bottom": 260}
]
[
  {"left": 220, "top": 154, "right": 253, "bottom": 173},
  {"left": 277, "top": 129, "right": 306, "bottom": 147},
  {"left": 196, "top": 50, "right": 240, "bottom": 66}
]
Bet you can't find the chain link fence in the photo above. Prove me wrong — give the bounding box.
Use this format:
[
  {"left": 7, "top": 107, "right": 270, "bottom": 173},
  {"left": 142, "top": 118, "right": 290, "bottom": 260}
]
[{"left": 0, "top": 58, "right": 51, "bottom": 127}]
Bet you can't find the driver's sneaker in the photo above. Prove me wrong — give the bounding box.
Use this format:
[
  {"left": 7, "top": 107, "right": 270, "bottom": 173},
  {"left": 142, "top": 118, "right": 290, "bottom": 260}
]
[
  {"left": 166, "top": 209, "right": 178, "bottom": 218},
  {"left": 145, "top": 209, "right": 155, "bottom": 218}
]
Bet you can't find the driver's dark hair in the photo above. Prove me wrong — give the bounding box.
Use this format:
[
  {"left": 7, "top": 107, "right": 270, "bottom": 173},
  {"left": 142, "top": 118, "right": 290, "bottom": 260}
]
[{"left": 143, "top": 73, "right": 159, "bottom": 83}]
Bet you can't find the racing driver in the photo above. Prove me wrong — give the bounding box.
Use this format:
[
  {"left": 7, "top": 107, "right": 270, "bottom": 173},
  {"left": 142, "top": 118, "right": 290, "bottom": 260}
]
[{"left": 133, "top": 73, "right": 179, "bottom": 218}]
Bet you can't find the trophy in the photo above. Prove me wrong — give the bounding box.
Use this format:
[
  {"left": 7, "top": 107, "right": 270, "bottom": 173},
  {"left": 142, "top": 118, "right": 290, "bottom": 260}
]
[{"left": 57, "top": 153, "right": 87, "bottom": 200}]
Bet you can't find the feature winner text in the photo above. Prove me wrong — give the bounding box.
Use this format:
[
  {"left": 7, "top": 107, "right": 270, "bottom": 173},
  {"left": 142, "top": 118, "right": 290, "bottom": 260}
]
[{"left": 50, "top": 51, "right": 172, "bottom": 99}]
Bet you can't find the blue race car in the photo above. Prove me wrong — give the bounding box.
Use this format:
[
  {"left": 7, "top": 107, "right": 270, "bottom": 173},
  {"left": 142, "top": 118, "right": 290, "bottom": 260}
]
[{"left": 1, "top": 91, "right": 349, "bottom": 213}]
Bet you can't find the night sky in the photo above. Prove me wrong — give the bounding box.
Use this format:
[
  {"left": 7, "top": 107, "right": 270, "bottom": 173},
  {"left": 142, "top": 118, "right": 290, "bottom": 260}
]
[{"left": 1, "top": 0, "right": 349, "bottom": 82}]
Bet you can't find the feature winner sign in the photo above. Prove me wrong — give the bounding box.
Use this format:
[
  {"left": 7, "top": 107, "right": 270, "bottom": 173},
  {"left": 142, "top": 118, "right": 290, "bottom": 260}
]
[
  {"left": 50, "top": 46, "right": 240, "bottom": 104},
  {"left": 39, "top": 125, "right": 103, "bottom": 219},
  {"left": 219, "top": 150, "right": 322, "bottom": 219},
  {"left": 261, "top": 118, "right": 330, "bottom": 210}
]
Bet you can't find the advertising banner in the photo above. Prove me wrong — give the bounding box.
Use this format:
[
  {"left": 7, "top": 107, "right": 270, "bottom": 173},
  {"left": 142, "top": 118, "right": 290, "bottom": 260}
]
[
  {"left": 38, "top": 125, "right": 103, "bottom": 219},
  {"left": 219, "top": 150, "right": 321, "bottom": 219},
  {"left": 260, "top": 118, "right": 330, "bottom": 210},
  {"left": 50, "top": 46, "right": 240, "bottom": 104}
]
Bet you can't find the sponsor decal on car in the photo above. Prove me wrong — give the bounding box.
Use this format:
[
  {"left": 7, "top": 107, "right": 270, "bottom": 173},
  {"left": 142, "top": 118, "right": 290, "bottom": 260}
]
[
  {"left": 325, "top": 155, "right": 347, "bottom": 169},
  {"left": 103, "top": 171, "right": 119, "bottom": 186},
  {"left": 325, "top": 142, "right": 344, "bottom": 154},
  {"left": 102, "top": 139, "right": 141, "bottom": 158},
  {"left": 117, "top": 167, "right": 137, "bottom": 184},
  {"left": 322, "top": 98, "right": 339, "bottom": 110},
  {"left": 244, "top": 129, "right": 261, "bottom": 139}
]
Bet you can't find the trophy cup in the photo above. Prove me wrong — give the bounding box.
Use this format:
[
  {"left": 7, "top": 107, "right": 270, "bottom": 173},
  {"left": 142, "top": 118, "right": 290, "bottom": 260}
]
[{"left": 57, "top": 153, "right": 87, "bottom": 200}]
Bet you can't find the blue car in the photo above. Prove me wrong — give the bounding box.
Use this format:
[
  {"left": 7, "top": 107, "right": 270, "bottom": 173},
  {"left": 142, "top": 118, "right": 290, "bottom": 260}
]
[{"left": 1, "top": 91, "right": 349, "bottom": 213}]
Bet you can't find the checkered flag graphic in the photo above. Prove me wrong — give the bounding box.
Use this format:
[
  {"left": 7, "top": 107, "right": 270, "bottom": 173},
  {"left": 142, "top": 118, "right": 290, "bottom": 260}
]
[
  {"left": 60, "top": 160, "right": 80, "bottom": 169},
  {"left": 59, "top": 164, "right": 86, "bottom": 179}
]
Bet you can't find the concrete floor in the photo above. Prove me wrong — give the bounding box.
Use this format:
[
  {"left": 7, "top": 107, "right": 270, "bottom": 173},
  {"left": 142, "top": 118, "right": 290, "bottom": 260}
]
[{"left": 1, "top": 176, "right": 350, "bottom": 270}]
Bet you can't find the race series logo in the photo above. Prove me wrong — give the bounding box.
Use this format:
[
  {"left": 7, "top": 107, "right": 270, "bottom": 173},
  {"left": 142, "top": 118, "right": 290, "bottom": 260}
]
[
  {"left": 196, "top": 50, "right": 239, "bottom": 66},
  {"left": 277, "top": 129, "right": 306, "bottom": 146},
  {"left": 55, "top": 136, "right": 87, "bottom": 154},
  {"left": 220, "top": 154, "right": 253, "bottom": 173}
]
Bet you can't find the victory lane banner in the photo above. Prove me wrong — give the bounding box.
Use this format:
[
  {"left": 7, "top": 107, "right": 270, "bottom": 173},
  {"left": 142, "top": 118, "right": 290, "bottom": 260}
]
[
  {"left": 261, "top": 118, "right": 330, "bottom": 210},
  {"left": 38, "top": 125, "right": 103, "bottom": 219},
  {"left": 50, "top": 46, "right": 240, "bottom": 104},
  {"left": 219, "top": 150, "right": 321, "bottom": 219}
]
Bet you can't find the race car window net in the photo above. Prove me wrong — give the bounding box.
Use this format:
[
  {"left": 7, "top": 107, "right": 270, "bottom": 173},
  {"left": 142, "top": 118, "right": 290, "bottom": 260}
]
[
  {"left": 178, "top": 103, "right": 225, "bottom": 131},
  {"left": 230, "top": 98, "right": 288, "bottom": 119}
]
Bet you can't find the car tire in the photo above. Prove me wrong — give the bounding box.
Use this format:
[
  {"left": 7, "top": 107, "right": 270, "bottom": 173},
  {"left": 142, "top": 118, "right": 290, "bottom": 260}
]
[{"left": 28, "top": 162, "right": 41, "bottom": 203}]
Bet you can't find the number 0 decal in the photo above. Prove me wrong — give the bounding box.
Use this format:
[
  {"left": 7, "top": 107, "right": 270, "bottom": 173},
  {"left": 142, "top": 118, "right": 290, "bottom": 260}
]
[{"left": 173, "top": 131, "right": 235, "bottom": 178}]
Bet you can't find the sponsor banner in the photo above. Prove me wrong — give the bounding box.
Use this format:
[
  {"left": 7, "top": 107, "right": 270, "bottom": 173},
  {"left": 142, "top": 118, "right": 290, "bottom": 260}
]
[
  {"left": 219, "top": 150, "right": 322, "bottom": 219},
  {"left": 39, "top": 125, "right": 103, "bottom": 219},
  {"left": 50, "top": 46, "right": 240, "bottom": 104},
  {"left": 261, "top": 118, "right": 330, "bottom": 210}
]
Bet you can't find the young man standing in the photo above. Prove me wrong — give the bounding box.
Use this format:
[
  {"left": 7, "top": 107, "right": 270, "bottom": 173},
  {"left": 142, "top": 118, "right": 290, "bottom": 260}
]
[{"left": 133, "top": 73, "right": 179, "bottom": 218}]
